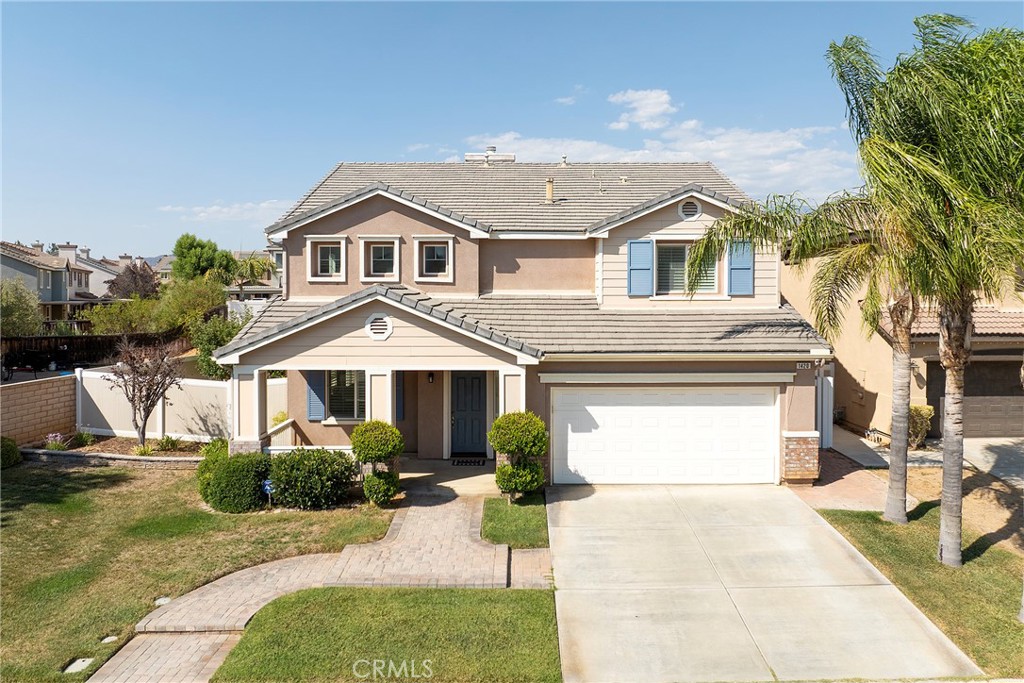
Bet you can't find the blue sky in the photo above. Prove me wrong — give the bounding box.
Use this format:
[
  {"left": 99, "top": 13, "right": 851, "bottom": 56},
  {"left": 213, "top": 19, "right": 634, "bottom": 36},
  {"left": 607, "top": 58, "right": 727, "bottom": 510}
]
[{"left": 3, "top": 1, "right": 1021, "bottom": 258}]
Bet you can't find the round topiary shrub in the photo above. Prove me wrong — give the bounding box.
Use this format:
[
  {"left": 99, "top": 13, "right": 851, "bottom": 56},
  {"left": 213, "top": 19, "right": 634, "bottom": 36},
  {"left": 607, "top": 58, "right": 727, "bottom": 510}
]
[
  {"left": 351, "top": 420, "right": 404, "bottom": 471},
  {"left": 495, "top": 461, "right": 545, "bottom": 496},
  {"left": 270, "top": 448, "right": 359, "bottom": 510},
  {"left": 203, "top": 452, "right": 271, "bottom": 513},
  {"left": 363, "top": 471, "right": 400, "bottom": 506},
  {"left": 1, "top": 436, "right": 22, "bottom": 469},
  {"left": 487, "top": 411, "right": 549, "bottom": 466}
]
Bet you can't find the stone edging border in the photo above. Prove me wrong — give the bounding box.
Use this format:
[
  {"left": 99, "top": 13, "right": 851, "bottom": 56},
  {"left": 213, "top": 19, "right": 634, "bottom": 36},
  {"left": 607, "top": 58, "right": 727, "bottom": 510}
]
[{"left": 20, "top": 448, "right": 202, "bottom": 470}]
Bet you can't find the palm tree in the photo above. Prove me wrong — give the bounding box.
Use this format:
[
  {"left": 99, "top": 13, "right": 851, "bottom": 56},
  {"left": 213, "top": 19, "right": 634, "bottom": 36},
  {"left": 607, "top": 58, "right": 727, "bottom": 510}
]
[
  {"left": 688, "top": 192, "right": 923, "bottom": 525},
  {"left": 854, "top": 16, "right": 1024, "bottom": 565},
  {"left": 231, "top": 255, "right": 276, "bottom": 300}
]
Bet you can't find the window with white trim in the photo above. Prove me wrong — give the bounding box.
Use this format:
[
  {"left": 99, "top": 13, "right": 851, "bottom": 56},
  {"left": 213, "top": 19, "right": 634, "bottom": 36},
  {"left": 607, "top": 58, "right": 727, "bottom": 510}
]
[
  {"left": 420, "top": 242, "right": 448, "bottom": 277},
  {"left": 306, "top": 237, "right": 345, "bottom": 281},
  {"left": 656, "top": 243, "right": 717, "bottom": 294},
  {"left": 360, "top": 237, "right": 400, "bottom": 281},
  {"left": 328, "top": 370, "right": 365, "bottom": 420},
  {"left": 318, "top": 245, "right": 342, "bottom": 276}
]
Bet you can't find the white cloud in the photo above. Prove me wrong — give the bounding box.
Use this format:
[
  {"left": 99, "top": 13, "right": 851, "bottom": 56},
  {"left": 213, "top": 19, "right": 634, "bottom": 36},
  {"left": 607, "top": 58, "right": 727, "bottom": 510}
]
[
  {"left": 555, "top": 84, "right": 587, "bottom": 106},
  {"left": 464, "top": 121, "right": 861, "bottom": 201},
  {"left": 157, "top": 199, "right": 294, "bottom": 225},
  {"left": 607, "top": 89, "right": 678, "bottom": 130},
  {"left": 405, "top": 142, "right": 431, "bottom": 152}
]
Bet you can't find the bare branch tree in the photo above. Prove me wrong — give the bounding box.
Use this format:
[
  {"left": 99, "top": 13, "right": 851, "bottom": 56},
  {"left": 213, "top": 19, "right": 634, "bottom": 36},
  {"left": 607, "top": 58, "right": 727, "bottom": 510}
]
[{"left": 105, "top": 340, "right": 183, "bottom": 445}]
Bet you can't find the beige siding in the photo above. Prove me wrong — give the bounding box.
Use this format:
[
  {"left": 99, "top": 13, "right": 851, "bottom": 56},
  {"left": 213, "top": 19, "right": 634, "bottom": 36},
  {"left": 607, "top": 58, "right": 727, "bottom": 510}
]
[
  {"left": 283, "top": 195, "right": 479, "bottom": 298},
  {"left": 600, "top": 202, "right": 779, "bottom": 309},
  {"left": 479, "top": 239, "right": 594, "bottom": 293},
  {"left": 238, "top": 304, "right": 523, "bottom": 369}
]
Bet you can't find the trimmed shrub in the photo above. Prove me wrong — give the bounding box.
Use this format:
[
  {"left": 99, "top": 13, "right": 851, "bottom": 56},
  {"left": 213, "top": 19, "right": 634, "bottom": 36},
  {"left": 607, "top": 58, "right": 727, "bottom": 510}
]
[
  {"left": 131, "top": 444, "right": 154, "bottom": 456},
  {"left": 487, "top": 411, "right": 549, "bottom": 466},
  {"left": 363, "top": 471, "right": 400, "bottom": 506},
  {"left": 72, "top": 432, "right": 96, "bottom": 447},
  {"left": 908, "top": 404, "right": 935, "bottom": 449},
  {"left": 204, "top": 452, "right": 271, "bottom": 513},
  {"left": 495, "top": 461, "right": 545, "bottom": 495},
  {"left": 1, "top": 436, "right": 21, "bottom": 469},
  {"left": 197, "top": 442, "right": 229, "bottom": 500},
  {"left": 270, "top": 448, "right": 359, "bottom": 510},
  {"left": 351, "top": 420, "right": 404, "bottom": 470}
]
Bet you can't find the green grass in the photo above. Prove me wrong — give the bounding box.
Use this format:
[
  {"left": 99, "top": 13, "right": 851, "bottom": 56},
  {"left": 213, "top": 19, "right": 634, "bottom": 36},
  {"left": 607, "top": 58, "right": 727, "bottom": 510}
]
[
  {"left": 213, "top": 587, "right": 561, "bottom": 683},
  {"left": 0, "top": 466, "right": 393, "bottom": 682},
  {"left": 822, "top": 505, "right": 1024, "bottom": 677},
  {"left": 481, "top": 493, "right": 549, "bottom": 549}
]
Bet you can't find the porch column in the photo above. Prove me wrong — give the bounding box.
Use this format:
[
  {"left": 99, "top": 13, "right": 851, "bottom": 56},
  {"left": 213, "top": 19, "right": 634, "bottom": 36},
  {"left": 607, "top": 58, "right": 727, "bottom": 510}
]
[
  {"left": 500, "top": 369, "right": 526, "bottom": 414},
  {"left": 367, "top": 370, "right": 393, "bottom": 422},
  {"left": 229, "top": 366, "right": 265, "bottom": 454},
  {"left": 254, "top": 369, "right": 268, "bottom": 441}
]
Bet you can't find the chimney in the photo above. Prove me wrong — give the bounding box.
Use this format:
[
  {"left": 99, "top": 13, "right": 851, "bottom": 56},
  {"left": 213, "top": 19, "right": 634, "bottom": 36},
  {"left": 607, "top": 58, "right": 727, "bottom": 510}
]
[
  {"left": 119, "top": 253, "right": 132, "bottom": 268},
  {"left": 464, "top": 146, "right": 516, "bottom": 165},
  {"left": 545, "top": 178, "right": 555, "bottom": 204},
  {"left": 31, "top": 240, "right": 44, "bottom": 251},
  {"left": 79, "top": 246, "right": 91, "bottom": 260},
  {"left": 57, "top": 243, "right": 78, "bottom": 263},
  {"left": 560, "top": 155, "right": 569, "bottom": 167}
]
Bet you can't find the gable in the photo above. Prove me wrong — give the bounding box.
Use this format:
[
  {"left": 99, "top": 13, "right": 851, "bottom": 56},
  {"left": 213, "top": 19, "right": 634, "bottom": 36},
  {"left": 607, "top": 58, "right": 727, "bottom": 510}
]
[{"left": 232, "top": 299, "right": 526, "bottom": 369}]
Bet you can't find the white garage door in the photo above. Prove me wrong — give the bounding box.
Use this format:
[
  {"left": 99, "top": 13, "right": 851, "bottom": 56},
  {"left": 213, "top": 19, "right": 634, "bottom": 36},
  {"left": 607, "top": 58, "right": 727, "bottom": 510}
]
[{"left": 551, "top": 386, "right": 778, "bottom": 484}]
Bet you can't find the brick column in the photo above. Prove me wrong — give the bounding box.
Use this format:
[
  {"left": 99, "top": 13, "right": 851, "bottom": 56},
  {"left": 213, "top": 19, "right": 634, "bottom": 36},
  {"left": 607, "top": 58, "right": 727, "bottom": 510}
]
[{"left": 782, "top": 431, "right": 820, "bottom": 484}]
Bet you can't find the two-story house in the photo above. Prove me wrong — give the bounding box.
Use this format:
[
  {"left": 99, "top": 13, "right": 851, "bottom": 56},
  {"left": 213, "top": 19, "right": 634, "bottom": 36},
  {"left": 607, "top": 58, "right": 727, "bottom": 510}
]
[
  {"left": 0, "top": 241, "right": 93, "bottom": 322},
  {"left": 214, "top": 151, "right": 832, "bottom": 484}
]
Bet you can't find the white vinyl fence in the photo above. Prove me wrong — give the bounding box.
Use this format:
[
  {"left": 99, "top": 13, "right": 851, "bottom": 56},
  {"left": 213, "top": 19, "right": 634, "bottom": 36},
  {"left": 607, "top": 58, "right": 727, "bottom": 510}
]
[
  {"left": 815, "top": 363, "right": 835, "bottom": 449},
  {"left": 77, "top": 368, "right": 286, "bottom": 442}
]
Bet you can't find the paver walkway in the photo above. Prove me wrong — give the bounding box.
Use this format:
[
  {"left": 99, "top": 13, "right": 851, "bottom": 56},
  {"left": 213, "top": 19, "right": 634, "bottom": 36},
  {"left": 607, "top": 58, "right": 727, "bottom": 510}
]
[
  {"left": 89, "top": 494, "right": 550, "bottom": 682},
  {"left": 792, "top": 450, "right": 919, "bottom": 511}
]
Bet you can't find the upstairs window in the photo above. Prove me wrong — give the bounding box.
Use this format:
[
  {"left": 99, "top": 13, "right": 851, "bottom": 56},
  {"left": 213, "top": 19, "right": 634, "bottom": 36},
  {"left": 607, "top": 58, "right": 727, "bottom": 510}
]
[
  {"left": 414, "top": 236, "right": 454, "bottom": 282},
  {"left": 328, "top": 370, "right": 365, "bottom": 420},
  {"left": 360, "top": 237, "right": 400, "bottom": 282},
  {"left": 306, "top": 236, "right": 346, "bottom": 282},
  {"left": 656, "top": 243, "right": 717, "bottom": 295}
]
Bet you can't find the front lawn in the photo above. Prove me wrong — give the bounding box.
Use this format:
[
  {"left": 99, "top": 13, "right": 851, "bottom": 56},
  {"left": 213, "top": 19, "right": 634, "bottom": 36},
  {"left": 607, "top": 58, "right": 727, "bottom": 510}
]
[
  {"left": 213, "top": 587, "right": 561, "bottom": 683},
  {"left": 823, "top": 505, "right": 1024, "bottom": 677},
  {"left": 0, "top": 465, "right": 393, "bottom": 682},
  {"left": 481, "top": 493, "right": 549, "bottom": 548}
]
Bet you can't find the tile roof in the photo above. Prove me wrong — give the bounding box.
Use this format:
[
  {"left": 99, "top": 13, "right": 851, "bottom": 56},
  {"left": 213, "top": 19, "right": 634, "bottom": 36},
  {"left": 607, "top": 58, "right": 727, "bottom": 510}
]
[
  {"left": 0, "top": 241, "right": 68, "bottom": 270},
  {"left": 268, "top": 162, "right": 749, "bottom": 235},
  {"left": 880, "top": 305, "right": 1024, "bottom": 338},
  {"left": 218, "top": 286, "right": 830, "bottom": 360}
]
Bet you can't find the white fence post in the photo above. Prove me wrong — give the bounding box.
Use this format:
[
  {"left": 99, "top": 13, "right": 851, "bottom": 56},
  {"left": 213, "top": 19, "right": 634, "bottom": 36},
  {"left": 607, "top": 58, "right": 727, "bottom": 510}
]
[{"left": 74, "top": 367, "right": 83, "bottom": 432}]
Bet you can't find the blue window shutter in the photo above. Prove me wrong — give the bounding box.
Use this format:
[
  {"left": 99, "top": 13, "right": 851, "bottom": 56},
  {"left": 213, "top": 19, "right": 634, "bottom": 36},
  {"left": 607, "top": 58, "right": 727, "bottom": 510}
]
[
  {"left": 627, "top": 240, "right": 654, "bottom": 297},
  {"left": 728, "top": 241, "right": 755, "bottom": 296},
  {"left": 306, "top": 371, "right": 326, "bottom": 422},
  {"left": 395, "top": 371, "right": 405, "bottom": 422}
]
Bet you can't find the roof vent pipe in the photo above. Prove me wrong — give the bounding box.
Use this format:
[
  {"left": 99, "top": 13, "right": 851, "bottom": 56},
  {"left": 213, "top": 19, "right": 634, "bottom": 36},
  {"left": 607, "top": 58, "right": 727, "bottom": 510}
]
[
  {"left": 545, "top": 178, "right": 554, "bottom": 204},
  {"left": 486, "top": 145, "right": 497, "bottom": 154},
  {"left": 560, "top": 155, "right": 568, "bottom": 167}
]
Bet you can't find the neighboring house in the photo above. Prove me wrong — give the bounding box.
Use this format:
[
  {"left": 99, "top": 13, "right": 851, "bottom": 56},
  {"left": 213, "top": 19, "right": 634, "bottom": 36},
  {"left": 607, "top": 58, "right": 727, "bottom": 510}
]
[
  {"left": 226, "top": 250, "right": 283, "bottom": 301},
  {"left": 149, "top": 254, "right": 175, "bottom": 282},
  {"left": 782, "top": 267, "right": 1024, "bottom": 439},
  {"left": 214, "top": 149, "right": 832, "bottom": 485},
  {"left": 1, "top": 241, "right": 82, "bottom": 323},
  {"left": 58, "top": 243, "right": 130, "bottom": 298}
]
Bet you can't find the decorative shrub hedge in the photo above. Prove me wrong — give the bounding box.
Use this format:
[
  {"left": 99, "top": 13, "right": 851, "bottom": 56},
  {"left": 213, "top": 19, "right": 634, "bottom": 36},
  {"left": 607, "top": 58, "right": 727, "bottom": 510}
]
[
  {"left": 495, "top": 461, "right": 545, "bottom": 496},
  {"left": 269, "top": 448, "right": 359, "bottom": 510},
  {"left": 351, "top": 420, "right": 404, "bottom": 470},
  {"left": 203, "top": 452, "right": 271, "bottom": 513},
  {"left": 196, "top": 441, "right": 229, "bottom": 501},
  {"left": 363, "top": 471, "right": 400, "bottom": 506},
  {"left": 908, "top": 404, "right": 936, "bottom": 449},
  {"left": 487, "top": 411, "right": 549, "bottom": 466},
  {"left": 1, "top": 436, "right": 21, "bottom": 469}
]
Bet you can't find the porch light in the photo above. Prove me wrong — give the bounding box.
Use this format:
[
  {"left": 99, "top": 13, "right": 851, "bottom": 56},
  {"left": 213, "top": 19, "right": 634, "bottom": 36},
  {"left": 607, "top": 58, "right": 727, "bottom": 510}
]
[{"left": 428, "top": 372, "right": 434, "bottom": 384}]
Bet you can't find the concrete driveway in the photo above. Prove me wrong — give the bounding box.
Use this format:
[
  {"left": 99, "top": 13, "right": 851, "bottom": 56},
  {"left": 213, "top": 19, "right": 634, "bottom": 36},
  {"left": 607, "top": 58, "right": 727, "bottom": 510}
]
[{"left": 548, "top": 485, "right": 981, "bottom": 683}]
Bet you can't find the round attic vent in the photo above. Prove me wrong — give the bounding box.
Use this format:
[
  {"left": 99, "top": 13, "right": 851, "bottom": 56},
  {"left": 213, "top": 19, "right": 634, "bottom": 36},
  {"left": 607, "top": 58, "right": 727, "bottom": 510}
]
[
  {"left": 364, "top": 313, "right": 393, "bottom": 341},
  {"left": 678, "top": 199, "right": 702, "bottom": 220}
]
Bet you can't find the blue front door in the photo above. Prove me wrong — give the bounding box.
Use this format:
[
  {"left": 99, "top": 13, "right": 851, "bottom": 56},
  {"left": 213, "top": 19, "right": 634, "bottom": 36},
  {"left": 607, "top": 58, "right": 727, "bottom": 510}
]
[{"left": 451, "top": 371, "right": 487, "bottom": 454}]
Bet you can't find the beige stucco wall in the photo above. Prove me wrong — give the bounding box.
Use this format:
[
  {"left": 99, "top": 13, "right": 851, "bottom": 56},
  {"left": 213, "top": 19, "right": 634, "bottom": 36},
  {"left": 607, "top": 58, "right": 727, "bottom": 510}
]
[
  {"left": 236, "top": 373, "right": 254, "bottom": 438},
  {"left": 283, "top": 195, "right": 479, "bottom": 298},
  {"left": 395, "top": 371, "right": 419, "bottom": 453},
  {"left": 237, "top": 301, "right": 525, "bottom": 370},
  {"left": 416, "top": 371, "right": 445, "bottom": 458},
  {"left": 479, "top": 239, "right": 594, "bottom": 293},
  {"left": 369, "top": 373, "right": 390, "bottom": 421},
  {"left": 503, "top": 373, "right": 524, "bottom": 412},
  {"left": 600, "top": 202, "right": 780, "bottom": 309}
]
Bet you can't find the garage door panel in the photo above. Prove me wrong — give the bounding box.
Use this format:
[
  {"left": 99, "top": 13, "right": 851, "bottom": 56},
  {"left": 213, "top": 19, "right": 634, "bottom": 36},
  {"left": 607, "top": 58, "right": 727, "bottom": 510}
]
[{"left": 553, "top": 386, "right": 779, "bottom": 485}]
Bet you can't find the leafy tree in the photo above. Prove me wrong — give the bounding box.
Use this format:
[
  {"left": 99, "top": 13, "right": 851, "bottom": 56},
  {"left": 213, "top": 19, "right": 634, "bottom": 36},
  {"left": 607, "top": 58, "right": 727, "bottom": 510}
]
[
  {"left": 171, "top": 233, "right": 237, "bottom": 281},
  {"left": 153, "top": 277, "right": 227, "bottom": 331},
  {"left": 106, "top": 262, "right": 159, "bottom": 299},
  {"left": 105, "top": 340, "right": 182, "bottom": 445},
  {"left": 188, "top": 312, "right": 249, "bottom": 380},
  {"left": 0, "top": 279, "right": 44, "bottom": 337},
  {"left": 82, "top": 298, "right": 159, "bottom": 335}
]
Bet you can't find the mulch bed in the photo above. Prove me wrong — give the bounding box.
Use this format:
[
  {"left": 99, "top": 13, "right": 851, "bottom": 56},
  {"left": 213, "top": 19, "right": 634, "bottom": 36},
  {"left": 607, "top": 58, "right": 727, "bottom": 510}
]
[{"left": 69, "top": 435, "right": 205, "bottom": 458}]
